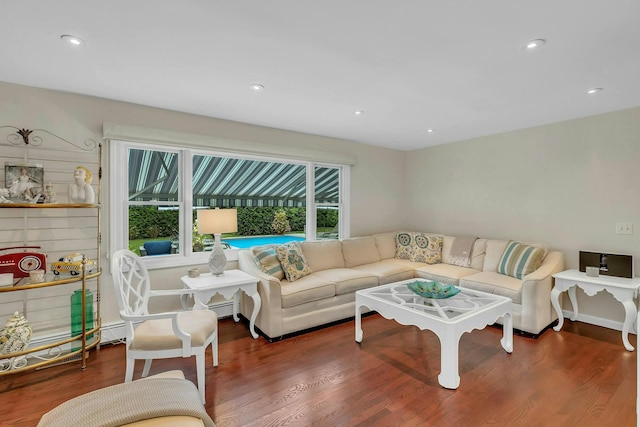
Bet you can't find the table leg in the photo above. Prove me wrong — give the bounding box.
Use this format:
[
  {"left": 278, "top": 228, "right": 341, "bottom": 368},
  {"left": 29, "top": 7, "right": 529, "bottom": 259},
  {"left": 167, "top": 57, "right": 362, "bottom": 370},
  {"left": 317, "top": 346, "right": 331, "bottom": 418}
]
[
  {"left": 232, "top": 290, "right": 240, "bottom": 322},
  {"left": 568, "top": 286, "right": 578, "bottom": 321},
  {"left": 355, "top": 304, "right": 363, "bottom": 343},
  {"left": 551, "top": 287, "right": 565, "bottom": 332},
  {"left": 501, "top": 312, "right": 513, "bottom": 353},
  {"left": 437, "top": 331, "right": 461, "bottom": 389},
  {"left": 621, "top": 299, "right": 637, "bottom": 351},
  {"left": 248, "top": 292, "right": 261, "bottom": 339},
  {"left": 180, "top": 293, "right": 190, "bottom": 311}
]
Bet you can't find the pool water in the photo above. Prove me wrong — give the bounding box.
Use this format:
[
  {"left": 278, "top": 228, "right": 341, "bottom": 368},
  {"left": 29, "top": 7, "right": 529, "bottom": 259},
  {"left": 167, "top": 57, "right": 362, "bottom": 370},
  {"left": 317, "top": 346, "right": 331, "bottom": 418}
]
[{"left": 222, "top": 235, "right": 305, "bottom": 249}]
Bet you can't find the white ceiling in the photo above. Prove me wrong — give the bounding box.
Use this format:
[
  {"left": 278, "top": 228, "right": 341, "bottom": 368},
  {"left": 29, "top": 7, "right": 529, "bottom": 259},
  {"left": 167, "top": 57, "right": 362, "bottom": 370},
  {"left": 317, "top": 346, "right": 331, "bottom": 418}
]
[{"left": 1, "top": 1, "right": 639, "bottom": 151}]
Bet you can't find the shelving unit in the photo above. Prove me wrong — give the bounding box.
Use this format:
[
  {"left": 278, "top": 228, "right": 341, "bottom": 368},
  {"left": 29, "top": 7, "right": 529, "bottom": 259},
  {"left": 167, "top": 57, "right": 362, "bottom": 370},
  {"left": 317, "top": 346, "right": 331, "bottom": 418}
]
[{"left": 0, "top": 126, "right": 102, "bottom": 374}]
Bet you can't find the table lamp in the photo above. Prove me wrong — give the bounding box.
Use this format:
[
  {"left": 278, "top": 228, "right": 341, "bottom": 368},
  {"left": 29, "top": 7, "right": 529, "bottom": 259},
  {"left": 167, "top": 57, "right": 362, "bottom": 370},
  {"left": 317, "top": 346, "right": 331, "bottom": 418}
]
[{"left": 197, "top": 208, "right": 237, "bottom": 275}]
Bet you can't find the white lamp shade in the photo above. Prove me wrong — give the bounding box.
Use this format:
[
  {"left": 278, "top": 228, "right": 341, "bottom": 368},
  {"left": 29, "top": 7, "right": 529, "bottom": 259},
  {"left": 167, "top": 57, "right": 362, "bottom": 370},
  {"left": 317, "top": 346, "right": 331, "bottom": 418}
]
[{"left": 197, "top": 208, "right": 238, "bottom": 234}]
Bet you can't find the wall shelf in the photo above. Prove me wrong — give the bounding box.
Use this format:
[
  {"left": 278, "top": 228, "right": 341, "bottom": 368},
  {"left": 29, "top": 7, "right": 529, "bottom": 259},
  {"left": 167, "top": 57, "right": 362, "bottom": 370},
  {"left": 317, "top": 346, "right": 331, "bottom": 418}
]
[{"left": 0, "top": 126, "right": 102, "bottom": 375}]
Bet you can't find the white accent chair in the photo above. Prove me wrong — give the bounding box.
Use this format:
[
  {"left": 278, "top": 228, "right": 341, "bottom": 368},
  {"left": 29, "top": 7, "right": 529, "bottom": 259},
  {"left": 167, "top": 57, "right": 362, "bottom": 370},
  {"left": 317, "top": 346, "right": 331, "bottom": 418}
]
[{"left": 111, "top": 249, "right": 218, "bottom": 403}]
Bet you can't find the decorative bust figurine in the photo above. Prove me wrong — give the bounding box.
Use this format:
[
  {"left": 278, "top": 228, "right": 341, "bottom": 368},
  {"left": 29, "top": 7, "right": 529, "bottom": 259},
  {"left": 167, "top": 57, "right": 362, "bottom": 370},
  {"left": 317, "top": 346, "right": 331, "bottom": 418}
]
[{"left": 68, "top": 166, "right": 95, "bottom": 204}]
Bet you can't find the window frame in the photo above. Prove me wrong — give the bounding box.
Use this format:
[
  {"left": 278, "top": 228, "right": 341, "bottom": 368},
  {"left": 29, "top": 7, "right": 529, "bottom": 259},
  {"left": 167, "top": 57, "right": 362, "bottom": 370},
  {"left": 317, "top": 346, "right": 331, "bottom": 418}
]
[{"left": 109, "top": 140, "right": 350, "bottom": 270}]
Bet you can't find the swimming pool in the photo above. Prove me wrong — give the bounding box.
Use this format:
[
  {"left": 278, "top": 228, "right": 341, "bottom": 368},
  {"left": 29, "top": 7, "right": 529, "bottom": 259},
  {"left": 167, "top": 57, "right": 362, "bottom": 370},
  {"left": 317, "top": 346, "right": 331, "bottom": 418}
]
[{"left": 222, "top": 235, "right": 305, "bottom": 249}]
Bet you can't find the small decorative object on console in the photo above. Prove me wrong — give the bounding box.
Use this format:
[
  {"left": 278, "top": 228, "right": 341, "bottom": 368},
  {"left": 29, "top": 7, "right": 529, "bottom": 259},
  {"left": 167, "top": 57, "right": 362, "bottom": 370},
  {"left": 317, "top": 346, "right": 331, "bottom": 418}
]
[{"left": 407, "top": 280, "right": 461, "bottom": 299}]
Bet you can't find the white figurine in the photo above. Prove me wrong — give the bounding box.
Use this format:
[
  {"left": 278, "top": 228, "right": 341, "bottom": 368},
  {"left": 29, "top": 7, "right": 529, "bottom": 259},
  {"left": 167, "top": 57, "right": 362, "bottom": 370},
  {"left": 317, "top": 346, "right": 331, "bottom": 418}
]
[
  {"left": 44, "top": 182, "right": 56, "bottom": 204},
  {"left": 0, "top": 188, "right": 13, "bottom": 203},
  {"left": 68, "top": 166, "right": 95, "bottom": 204}
]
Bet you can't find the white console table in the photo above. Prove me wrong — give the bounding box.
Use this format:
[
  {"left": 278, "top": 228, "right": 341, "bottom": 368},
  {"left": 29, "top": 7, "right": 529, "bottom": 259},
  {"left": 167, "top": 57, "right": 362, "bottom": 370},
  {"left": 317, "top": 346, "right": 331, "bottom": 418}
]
[
  {"left": 180, "top": 269, "right": 261, "bottom": 339},
  {"left": 551, "top": 269, "right": 640, "bottom": 351}
]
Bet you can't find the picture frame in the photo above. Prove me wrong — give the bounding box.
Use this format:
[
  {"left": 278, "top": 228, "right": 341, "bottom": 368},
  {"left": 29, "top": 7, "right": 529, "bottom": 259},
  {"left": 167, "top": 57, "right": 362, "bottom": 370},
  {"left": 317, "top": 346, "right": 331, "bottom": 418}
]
[{"left": 4, "top": 163, "right": 44, "bottom": 202}]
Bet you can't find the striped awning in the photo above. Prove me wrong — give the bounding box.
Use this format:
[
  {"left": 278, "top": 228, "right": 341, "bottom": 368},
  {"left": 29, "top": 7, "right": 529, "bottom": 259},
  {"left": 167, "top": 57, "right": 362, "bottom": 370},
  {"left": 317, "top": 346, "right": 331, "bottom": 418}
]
[{"left": 128, "top": 149, "right": 339, "bottom": 207}]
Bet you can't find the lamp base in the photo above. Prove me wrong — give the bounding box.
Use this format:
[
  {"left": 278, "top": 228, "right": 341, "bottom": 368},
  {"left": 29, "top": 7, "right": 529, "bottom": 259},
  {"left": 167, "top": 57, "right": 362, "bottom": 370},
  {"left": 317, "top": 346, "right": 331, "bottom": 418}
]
[{"left": 208, "top": 234, "right": 227, "bottom": 275}]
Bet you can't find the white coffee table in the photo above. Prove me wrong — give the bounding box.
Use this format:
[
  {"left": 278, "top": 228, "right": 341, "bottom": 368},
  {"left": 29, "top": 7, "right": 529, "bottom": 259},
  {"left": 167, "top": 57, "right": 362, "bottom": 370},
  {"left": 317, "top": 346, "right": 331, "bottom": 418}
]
[
  {"left": 355, "top": 280, "right": 513, "bottom": 389},
  {"left": 180, "top": 269, "right": 261, "bottom": 338}
]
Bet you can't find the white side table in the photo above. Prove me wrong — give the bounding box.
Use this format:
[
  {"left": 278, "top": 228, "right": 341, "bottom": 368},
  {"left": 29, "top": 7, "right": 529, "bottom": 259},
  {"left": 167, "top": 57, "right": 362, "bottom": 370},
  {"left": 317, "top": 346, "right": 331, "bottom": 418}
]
[
  {"left": 180, "top": 269, "right": 261, "bottom": 339},
  {"left": 551, "top": 269, "right": 640, "bottom": 351}
]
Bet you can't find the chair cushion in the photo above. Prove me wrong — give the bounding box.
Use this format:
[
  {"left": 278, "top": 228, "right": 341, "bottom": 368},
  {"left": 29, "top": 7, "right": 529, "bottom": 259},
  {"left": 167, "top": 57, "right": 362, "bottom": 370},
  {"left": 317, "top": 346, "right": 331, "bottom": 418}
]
[
  {"left": 130, "top": 310, "right": 217, "bottom": 351},
  {"left": 143, "top": 240, "right": 172, "bottom": 256},
  {"left": 276, "top": 241, "right": 312, "bottom": 282},
  {"left": 497, "top": 241, "right": 546, "bottom": 279},
  {"left": 252, "top": 246, "right": 284, "bottom": 280}
]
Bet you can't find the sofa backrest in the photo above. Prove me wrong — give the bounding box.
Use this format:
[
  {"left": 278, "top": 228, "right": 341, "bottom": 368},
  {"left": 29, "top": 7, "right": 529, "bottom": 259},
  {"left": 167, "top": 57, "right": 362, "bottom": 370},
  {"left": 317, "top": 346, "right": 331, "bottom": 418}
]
[
  {"left": 342, "top": 237, "right": 381, "bottom": 267},
  {"left": 301, "top": 240, "right": 345, "bottom": 272},
  {"left": 371, "top": 232, "right": 397, "bottom": 259}
]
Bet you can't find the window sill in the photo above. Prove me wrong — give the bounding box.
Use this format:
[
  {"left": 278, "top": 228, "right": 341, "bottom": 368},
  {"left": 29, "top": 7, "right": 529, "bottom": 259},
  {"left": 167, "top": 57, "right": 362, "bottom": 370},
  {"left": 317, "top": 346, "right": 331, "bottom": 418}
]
[{"left": 138, "top": 248, "right": 241, "bottom": 270}]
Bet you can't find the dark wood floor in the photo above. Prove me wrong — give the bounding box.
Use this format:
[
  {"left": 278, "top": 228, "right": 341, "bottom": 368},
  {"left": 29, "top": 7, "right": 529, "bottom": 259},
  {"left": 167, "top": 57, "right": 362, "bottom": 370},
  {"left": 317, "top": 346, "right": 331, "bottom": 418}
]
[{"left": 1, "top": 315, "right": 636, "bottom": 426}]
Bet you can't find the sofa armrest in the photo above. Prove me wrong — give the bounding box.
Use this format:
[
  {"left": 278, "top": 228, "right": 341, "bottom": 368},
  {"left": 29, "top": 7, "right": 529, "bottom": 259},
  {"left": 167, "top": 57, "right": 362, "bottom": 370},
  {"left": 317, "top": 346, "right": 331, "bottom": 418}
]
[
  {"left": 237, "top": 250, "right": 285, "bottom": 338},
  {"left": 519, "top": 251, "right": 565, "bottom": 333}
]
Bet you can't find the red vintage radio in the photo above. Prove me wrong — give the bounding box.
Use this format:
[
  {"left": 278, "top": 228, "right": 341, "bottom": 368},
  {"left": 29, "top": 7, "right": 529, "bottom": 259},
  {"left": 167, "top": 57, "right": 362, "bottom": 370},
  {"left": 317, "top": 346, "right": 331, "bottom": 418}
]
[{"left": 0, "top": 246, "right": 47, "bottom": 278}]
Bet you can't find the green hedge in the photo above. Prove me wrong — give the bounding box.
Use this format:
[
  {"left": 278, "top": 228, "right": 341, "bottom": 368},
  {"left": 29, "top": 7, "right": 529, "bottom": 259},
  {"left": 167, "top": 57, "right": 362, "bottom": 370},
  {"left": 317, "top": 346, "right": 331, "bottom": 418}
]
[{"left": 129, "top": 206, "right": 338, "bottom": 239}]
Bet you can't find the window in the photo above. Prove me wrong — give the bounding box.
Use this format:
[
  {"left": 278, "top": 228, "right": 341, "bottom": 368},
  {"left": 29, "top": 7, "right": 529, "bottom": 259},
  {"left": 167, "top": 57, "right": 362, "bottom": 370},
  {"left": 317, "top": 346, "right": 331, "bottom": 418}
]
[{"left": 110, "top": 140, "right": 349, "bottom": 269}]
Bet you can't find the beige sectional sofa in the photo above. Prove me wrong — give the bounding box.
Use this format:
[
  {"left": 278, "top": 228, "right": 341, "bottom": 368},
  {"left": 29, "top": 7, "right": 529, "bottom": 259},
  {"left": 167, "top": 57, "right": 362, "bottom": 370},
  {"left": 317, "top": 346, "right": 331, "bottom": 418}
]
[{"left": 237, "top": 231, "right": 564, "bottom": 341}]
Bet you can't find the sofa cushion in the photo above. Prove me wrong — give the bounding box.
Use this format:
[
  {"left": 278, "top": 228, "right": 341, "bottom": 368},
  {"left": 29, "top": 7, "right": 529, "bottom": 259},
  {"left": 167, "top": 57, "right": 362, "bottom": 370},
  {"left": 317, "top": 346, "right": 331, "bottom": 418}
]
[
  {"left": 372, "top": 232, "right": 398, "bottom": 259},
  {"left": 280, "top": 274, "right": 336, "bottom": 308},
  {"left": 352, "top": 260, "right": 415, "bottom": 285},
  {"left": 301, "top": 240, "right": 345, "bottom": 272},
  {"left": 314, "top": 268, "right": 378, "bottom": 295},
  {"left": 143, "top": 240, "right": 172, "bottom": 256},
  {"left": 414, "top": 264, "right": 480, "bottom": 286},
  {"left": 410, "top": 233, "right": 443, "bottom": 264},
  {"left": 276, "top": 242, "right": 312, "bottom": 282},
  {"left": 497, "top": 241, "right": 546, "bottom": 279},
  {"left": 252, "top": 246, "right": 284, "bottom": 280},
  {"left": 459, "top": 271, "right": 524, "bottom": 304},
  {"left": 342, "top": 237, "right": 380, "bottom": 267}
]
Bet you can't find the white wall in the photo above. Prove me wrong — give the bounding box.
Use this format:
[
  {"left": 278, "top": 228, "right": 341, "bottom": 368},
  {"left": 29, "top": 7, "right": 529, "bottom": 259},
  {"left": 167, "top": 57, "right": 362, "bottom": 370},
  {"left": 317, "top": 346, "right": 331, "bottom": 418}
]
[
  {"left": 406, "top": 107, "right": 640, "bottom": 324},
  {"left": 3, "top": 79, "right": 637, "bottom": 331},
  {"left": 0, "top": 81, "right": 407, "bottom": 327}
]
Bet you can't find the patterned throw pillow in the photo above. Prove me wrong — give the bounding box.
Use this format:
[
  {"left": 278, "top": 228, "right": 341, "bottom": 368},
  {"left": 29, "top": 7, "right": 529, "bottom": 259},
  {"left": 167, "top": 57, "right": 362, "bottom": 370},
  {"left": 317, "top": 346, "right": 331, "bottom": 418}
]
[
  {"left": 395, "top": 232, "right": 414, "bottom": 259},
  {"left": 497, "top": 241, "right": 545, "bottom": 279},
  {"left": 275, "top": 241, "right": 312, "bottom": 282},
  {"left": 252, "top": 246, "right": 285, "bottom": 280},
  {"left": 410, "top": 233, "right": 443, "bottom": 264}
]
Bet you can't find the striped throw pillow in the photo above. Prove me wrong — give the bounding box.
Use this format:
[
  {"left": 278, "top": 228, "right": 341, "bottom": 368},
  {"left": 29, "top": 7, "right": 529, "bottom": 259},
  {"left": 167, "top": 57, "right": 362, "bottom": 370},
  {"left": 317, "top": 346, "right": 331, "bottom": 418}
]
[
  {"left": 252, "top": 246, "right": 285, "bottom": 280},
  {"left": 497, "top": 241, "right": 545, "bottom": 279}
]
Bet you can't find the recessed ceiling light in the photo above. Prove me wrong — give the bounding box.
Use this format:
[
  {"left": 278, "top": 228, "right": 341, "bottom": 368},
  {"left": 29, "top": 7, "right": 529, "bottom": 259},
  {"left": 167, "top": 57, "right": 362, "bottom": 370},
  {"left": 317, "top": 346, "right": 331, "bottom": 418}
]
[
  {"left": 523, "top": 38, "right": 546, "bottom": 50},
  {"left": 60, "top": 35, "right": 85, "bottom": 46},
  {"left": 354, "top": 110, "right": 365, "bottom": 116},
  {"left": 249, "top": 84, "right": 264, "bottom": 91},
  {"left": 587, "top": 88, "right": 603, "bottom": 94}
]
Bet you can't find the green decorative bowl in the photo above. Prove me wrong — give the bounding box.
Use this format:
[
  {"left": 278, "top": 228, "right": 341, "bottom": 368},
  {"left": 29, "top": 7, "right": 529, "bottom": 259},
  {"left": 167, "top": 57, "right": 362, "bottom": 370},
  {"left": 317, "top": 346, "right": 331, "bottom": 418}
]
[{"left": 406, "top": 280, "right": 460, "bottom": 299}]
